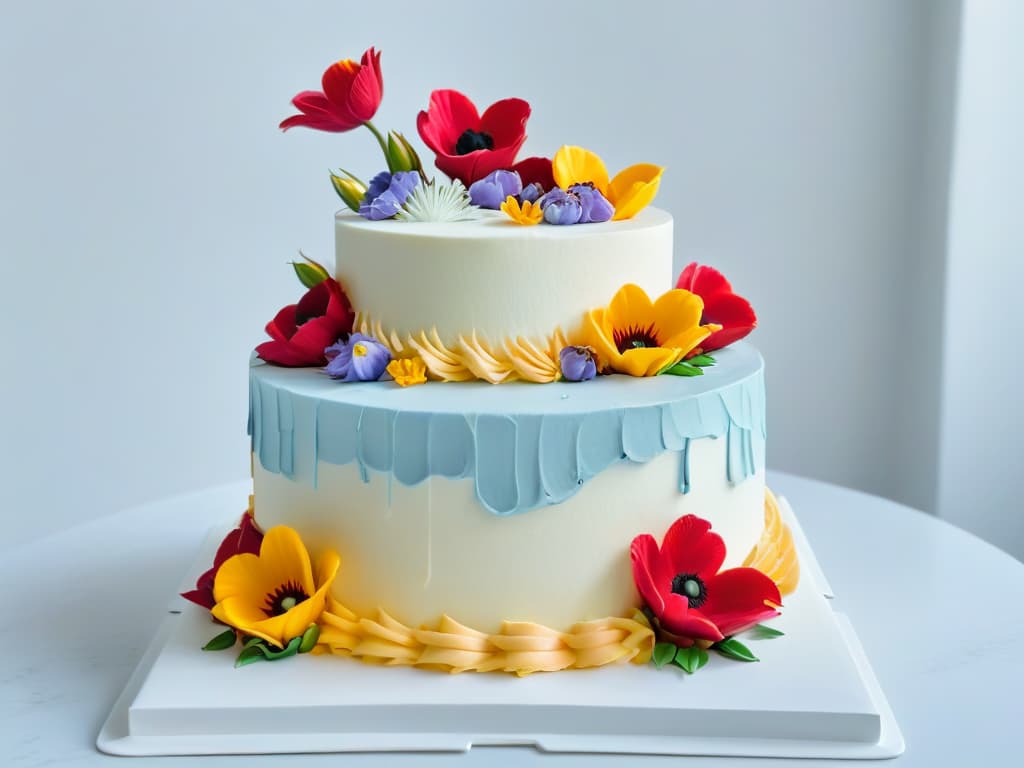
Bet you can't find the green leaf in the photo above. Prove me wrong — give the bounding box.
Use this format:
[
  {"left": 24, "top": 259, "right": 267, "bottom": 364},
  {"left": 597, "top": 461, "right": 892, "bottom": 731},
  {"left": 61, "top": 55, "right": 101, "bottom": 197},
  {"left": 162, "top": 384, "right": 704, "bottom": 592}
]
[
  {"left": 748, "top": 623, "right": 785, "bottom": 639},
  {"left": 241, "top": 635, "right": 264, "bottom": 650},
  {"left": 235, "top": 645, "right": 266, "bottom": 668},
  {"left": 672, "top": 645, "right": 710, "bottom": 674},
  {"left": 201, "top": 628, "right": 237, "bottom": 652},
  {"left": 652, "top": 642, "right": 677, "bottom": 669},
  {"left": 258, "top": 636, "right": 303, "bottom": 661},
  {"left": 292, "top": 261, "right": 329, "bottom": 289},
  {"left": 298, "top": 624, "right": 320, "bottom": 654},
  {"left": 660, "top": 362, "right": 704, "bottom": 377},
  {"left": 713, "top": 637, "right": 759, "bottom": 662},
  {"left": 687, "top": 354, "right": 716, "bottom": 367}
]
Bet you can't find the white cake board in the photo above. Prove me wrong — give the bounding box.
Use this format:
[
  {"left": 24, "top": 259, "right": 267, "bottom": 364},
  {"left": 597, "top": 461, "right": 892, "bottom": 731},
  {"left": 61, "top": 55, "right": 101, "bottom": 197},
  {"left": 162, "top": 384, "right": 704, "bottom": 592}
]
[{"left": 97, "top": 497, "right": 904, "bottom": 758}]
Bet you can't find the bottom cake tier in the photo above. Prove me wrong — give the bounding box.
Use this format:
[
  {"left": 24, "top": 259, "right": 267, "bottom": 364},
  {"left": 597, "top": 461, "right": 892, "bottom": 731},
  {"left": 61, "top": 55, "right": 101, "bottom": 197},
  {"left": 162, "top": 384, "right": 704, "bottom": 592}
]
[{"left": 248, "top": 342, "right": 782, "bottom": 635}]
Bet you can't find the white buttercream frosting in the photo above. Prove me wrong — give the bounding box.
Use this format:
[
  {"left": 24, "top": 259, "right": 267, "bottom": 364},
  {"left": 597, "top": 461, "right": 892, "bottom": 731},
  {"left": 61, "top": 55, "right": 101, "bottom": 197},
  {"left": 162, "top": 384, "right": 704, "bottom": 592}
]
[{"left": 334, "top": 207, "right": 673, "bottom": 343}]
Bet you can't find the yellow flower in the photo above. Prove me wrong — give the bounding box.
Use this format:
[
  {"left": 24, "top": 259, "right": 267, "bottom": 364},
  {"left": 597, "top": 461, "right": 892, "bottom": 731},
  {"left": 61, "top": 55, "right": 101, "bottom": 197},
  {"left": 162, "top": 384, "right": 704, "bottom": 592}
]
[
  {"left": 387, "top": 356, "right": 428, "bottom": 387},
  {"left": 582, "top": 284, "right": 717, "bottom": 377},
  {"left": 552, "top": 145, "right": 664, "bottom": 221},
  {"left": 500, "top": 195, "right": 543, "bottom": 225},
  {"left": 212, "top": 526, "right": 340, "bottom": 648}
]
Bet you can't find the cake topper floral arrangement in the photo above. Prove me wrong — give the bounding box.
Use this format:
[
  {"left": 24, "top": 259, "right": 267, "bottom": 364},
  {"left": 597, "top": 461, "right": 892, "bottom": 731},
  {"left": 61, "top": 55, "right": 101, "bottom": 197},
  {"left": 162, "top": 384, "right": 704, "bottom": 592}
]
[
  {"left": 257, "top": 47, "right": 757, "bottom": 385},
  {"left": 279, "top": 47, "right": 663, "bottom": 226}
]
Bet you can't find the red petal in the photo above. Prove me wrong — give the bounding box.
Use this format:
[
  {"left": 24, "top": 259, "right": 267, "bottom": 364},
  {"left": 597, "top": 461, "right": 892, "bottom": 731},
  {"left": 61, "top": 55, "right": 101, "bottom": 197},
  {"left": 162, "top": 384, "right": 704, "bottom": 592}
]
[
  {"left": 417, "top": 89, "right": 481, "bottom": 154},
  {"left": 511, "top": 156, "right": 555, "bottom": 190},
  {"left": 700, "top": 294, "right": 757, "bottom": 351},
  {"left": 255, "top": 339, "right": 325, "bottom": 367},
  {"left": 479, "top": 97, "right": 531, "bottom": 150},
  {"left": 321, "top": 59, "right": 358, "bottom": 107},
  {"left": 180, "top": 585, "right": 215, "bottom": 610},
  {"left": 279, "top": 91, "right": 359, "bottom": 132},
  {"left": 265, "top": 304, "right": 297, "bottom": 343},
  {"left": 706, "top": 607, "right": 780, "bottom": 639},
  {"left": 700, "top": 567, "right": 782, "bottom": 636},
  {"left": 346, "top": 52, "right": 383, "bottom": 123},
  {"left": 661, "top": 514, "right": 727, "bottom": 582},
  {"left": 294, "top": 281, "right": 331, "bottom": 325},
  {"left": 676, "top": 263, "right": 734, "bottom": 298},
  {"left": 676, "top": 262, "right": 698, "bottom": 290},
  {"left": 322, "top": 278, "right": 355, "bottom": 333},
  {"left": 630, "top": 534, "right": 672, "bottom": 616},
  {"left": 434, "top": 145, "right": 523, "bottom": 186},
  {"left": 659, "top": 595, "right": 725, "bottom": 641}
]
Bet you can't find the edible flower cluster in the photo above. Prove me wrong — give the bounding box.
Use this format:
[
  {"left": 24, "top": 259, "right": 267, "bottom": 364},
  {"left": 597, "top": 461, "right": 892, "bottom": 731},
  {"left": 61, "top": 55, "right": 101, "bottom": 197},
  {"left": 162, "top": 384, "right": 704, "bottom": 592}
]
[
  {"left": 632, "top": 514, "right": 785, "bottom": 673},
  {"left": 280, "top": 48, "right": 662, "bottom": 226},
  {"left": 259, "top": 46, "right": 757, "bottom": 385},
  {"left": 181, "top": 504, "right": 340, "bottom": 666}
]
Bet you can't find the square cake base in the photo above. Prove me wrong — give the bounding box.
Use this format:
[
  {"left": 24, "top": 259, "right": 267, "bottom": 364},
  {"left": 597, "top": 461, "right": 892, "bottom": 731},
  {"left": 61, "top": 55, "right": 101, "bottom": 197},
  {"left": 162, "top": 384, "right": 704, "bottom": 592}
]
[{"left": 97, "top": 497, "right": 904, "bottom": 759}]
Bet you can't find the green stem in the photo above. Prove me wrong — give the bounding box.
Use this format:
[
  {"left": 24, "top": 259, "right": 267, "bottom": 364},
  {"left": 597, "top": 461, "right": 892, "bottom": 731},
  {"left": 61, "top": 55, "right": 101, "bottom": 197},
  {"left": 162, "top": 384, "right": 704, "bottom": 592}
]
[{"left": 363, "top": 120, "right": 389, "bottom": 160}]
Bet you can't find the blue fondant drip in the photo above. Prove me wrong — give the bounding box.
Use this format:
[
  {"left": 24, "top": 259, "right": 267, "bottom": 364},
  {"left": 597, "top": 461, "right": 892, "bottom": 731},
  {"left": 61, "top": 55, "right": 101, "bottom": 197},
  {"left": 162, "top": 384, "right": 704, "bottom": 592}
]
[{"left": 248, "top": 346, "right": 767, "bottom": 516}]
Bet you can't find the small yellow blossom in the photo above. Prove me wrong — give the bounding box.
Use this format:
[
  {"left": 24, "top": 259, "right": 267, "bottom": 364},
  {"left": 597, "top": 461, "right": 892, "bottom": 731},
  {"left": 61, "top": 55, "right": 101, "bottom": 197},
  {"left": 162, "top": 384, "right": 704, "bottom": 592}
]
[
  {"left": 387, "top": 356, "right": 428, "bottom": 387},
  {"left": 500, "top": 195, "right": 543, "bottom": 226}
]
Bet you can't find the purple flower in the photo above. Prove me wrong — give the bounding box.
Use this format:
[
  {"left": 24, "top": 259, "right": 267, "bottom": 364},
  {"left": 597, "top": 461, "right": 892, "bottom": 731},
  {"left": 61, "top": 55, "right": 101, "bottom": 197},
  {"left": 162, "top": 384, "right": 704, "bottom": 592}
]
[
  {"left": 359, "top": 171, "right": 419, "bottom": 220},
  {"left": 520, "top": 182, "right": 545, "bottom": 204},
  {"left": 569, "top": 183, "right": 614, "bottom": 223},
  {"left": 468, "top": 169, "right": 523, "bottom": 209},
  {"left": 324, "top": 333, "right": 392, "bottom": 382},
  {"left": 540, "top": 188, "right": 582, "bottom": 225},
  {"left": 560, "top": 346, "right": 597, "bottom": 382}
]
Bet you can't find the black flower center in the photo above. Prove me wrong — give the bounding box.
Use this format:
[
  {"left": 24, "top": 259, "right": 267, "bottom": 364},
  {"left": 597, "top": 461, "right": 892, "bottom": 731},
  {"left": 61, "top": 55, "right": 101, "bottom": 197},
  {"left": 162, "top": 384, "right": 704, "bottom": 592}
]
[
  {"left": 455, "top": 129, "right": 494, "bottom": 155},
  {"left": 613, "top": 323, "right": 660, "bottom": 354},
  {"left": 264, "top": 581, "right": 309, "bottom": 617},
  {"left": 671, "top": 573, "right": 707, "bottom": 609}
]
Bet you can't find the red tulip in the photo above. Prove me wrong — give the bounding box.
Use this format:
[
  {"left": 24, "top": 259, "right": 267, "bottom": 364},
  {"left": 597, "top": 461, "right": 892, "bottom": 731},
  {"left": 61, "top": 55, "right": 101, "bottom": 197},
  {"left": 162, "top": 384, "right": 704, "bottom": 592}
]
[
  {"left": 675, "top": 263, "right": 757, "bottom": 352},
  {"left": 280, "top": 48, "right": 384, "bottom": 133},
  {"left": 181, "top": 510, "right": 263, "bottom": 610},
  {"left": 417, "top": 89, "right": 530, "bottom": 186},
  {"left": 256, "top": 278, "right": 354, "bottom": 367},
  {"left": 631, "top": 515, "right": 781, "bottom": 645}
]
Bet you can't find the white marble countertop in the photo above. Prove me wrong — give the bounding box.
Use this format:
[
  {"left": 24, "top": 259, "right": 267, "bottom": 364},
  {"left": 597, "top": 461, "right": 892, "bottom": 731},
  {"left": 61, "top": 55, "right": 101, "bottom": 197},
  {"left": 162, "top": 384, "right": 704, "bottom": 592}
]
[{"left": 3, "top": 472, "right": 1023, "bottom": 767}]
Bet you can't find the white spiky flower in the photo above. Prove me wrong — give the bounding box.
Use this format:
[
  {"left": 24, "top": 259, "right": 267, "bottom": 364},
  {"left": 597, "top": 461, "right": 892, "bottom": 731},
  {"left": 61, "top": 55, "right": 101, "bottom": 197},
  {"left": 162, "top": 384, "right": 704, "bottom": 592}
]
[{"left": 398, "top": 180, "right": 480, "bottom": 223}]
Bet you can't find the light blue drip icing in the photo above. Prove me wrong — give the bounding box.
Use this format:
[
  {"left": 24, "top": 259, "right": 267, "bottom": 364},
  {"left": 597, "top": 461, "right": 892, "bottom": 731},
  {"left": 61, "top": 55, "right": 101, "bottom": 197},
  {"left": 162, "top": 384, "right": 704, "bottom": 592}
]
[
  {"left": 247, "top": 344, "right": 767, "bottom": 516},
  {"left": 679, "top": 437, "right": 691, "bottom": 494}
]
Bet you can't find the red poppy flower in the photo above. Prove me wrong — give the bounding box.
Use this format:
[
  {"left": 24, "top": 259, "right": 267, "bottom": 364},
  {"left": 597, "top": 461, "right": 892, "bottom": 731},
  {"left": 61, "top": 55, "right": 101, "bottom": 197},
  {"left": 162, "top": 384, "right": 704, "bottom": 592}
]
[
  {"left": 511, "top": 156, "right": 555, "bottom": 191},
  {"left": 256, "top": 278, "right": 354, "bottom": 367},
  {"left": 280, "top": 48, "right": 384, "bottom": 133},
  {"left": 416, "top": 89, "right": 531, "bottom": 186},
  {"left": 181, "top": 509, "right": 263, "bottom": 610},
  {"left": 630, "top": 515, "right": 781, "bottom": 645},
  {"left": 675, "top": 263, "right": 757, "bottom": 352}
]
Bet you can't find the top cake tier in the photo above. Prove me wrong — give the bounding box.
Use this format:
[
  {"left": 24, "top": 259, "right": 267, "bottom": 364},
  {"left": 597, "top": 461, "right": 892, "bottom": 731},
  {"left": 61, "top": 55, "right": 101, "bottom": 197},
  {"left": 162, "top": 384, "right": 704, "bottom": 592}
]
[{"left": 335, "top": 207, "right": 673, "bottom": 344}]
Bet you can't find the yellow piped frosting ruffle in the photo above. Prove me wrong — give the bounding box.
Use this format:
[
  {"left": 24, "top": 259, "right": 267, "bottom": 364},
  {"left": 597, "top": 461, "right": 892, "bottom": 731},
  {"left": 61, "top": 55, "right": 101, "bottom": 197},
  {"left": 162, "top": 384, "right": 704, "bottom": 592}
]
[
  {"left": 312, "top": 598, "right": 655, "bottom": 676},
  {"left": 743, "top": 487, "right": 800, "bottom": 596},
  {"left": 354, "top": 312, "right": 573, "bottom": 384}
]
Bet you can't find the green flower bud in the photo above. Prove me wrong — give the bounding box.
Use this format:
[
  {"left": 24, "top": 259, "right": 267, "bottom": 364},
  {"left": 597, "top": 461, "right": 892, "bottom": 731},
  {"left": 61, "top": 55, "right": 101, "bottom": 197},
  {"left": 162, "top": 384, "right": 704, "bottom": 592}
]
[
  {"left": 330, "top": 169, "right": 367, "bottom": 212},
  {"left": 386, "top": 131, "right": 423, "bottom": 174}
]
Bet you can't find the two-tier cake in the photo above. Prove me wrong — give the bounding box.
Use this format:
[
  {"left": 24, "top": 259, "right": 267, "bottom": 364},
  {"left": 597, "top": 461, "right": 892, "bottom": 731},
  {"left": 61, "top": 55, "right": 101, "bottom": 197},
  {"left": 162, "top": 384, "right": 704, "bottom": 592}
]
[{"left": 183, "top": 46, "right": 798, "bottom": 676}]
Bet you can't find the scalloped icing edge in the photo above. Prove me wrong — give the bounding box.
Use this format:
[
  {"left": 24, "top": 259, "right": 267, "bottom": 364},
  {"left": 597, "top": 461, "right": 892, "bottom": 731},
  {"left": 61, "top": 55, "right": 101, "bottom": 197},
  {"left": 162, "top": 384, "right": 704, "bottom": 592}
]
[
  {"left": 354, "top": 312, "right": 575, "bottom": 384},
  {"left": 305, "top": 488, "right": 797, "bottom": 674}
]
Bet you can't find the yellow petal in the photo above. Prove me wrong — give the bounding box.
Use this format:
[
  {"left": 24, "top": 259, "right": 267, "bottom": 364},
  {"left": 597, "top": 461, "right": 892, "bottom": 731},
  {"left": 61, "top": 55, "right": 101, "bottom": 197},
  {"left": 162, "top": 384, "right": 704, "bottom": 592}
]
[
  {"left": 257, "top": 526, "right": 316, "bottom": 597},
  {"left": 618, "top": 347, "right": 683, "bottom": 377},
  {"left": 660, "top": 326, "right": 711, "bottom": 358},
  {"left": 581, "top": 308, "right": 619, "bottom": 373},
  {"left": 652, "top": 288, "right": 704, "bottom": 347},
  {"left": 500, "top": 195, "right": 542, "bottom": 225},
  {"left": 608, "top": 164, "right": 664, "bottom": 220},
  {"left": 605, "top": 284, "right": 658, "bottom": 340},
  {"left": 552, "top": 145, "right": 610, "bottom": 195}
]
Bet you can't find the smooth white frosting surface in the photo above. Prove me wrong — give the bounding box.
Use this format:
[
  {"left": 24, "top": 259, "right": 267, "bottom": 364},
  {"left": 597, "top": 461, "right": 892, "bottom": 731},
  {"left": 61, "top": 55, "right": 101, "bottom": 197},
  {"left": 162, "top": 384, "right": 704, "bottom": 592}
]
[
  {"left": 334, "top": 208, "right": 673, "bottom": 342},
  {"left": 255, "top": 444, "right": 764, "bottom": 632}
]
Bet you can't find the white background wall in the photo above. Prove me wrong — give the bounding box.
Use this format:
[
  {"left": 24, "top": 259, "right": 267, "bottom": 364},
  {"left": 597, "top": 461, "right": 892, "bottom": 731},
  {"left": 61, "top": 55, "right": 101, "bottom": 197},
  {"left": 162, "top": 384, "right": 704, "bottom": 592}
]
[{"left": 2, "top": 1, "right": 1019, "bottom": 558}]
